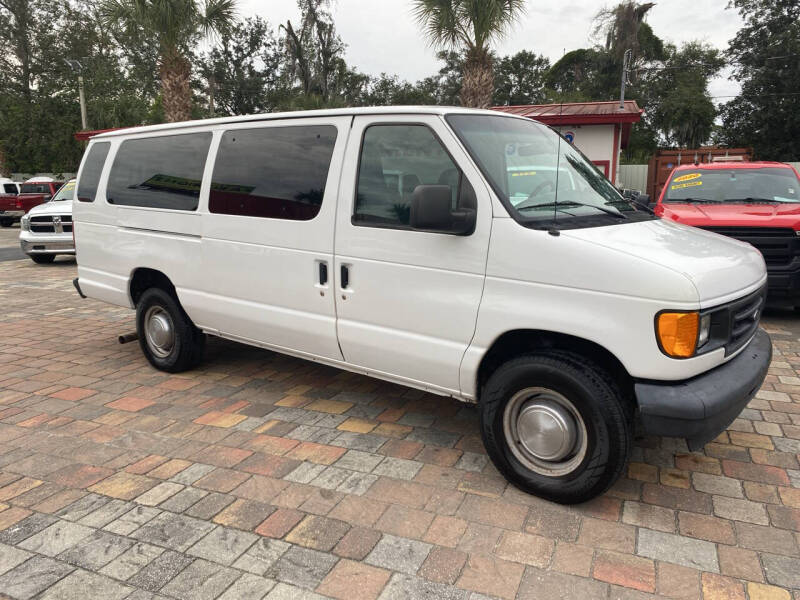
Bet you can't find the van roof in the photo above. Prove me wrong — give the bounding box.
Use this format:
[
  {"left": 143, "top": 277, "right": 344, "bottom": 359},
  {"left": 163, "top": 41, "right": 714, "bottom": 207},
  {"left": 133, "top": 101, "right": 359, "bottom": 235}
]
[{"left": 90, "top": 106, "right": 521, "bottom": 139}]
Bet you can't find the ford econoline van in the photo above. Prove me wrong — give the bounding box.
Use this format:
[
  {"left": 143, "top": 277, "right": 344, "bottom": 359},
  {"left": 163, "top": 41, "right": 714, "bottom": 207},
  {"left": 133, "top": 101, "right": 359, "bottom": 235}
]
[{"left": 72, "top": 107, "right": 771, "bottom": 503}]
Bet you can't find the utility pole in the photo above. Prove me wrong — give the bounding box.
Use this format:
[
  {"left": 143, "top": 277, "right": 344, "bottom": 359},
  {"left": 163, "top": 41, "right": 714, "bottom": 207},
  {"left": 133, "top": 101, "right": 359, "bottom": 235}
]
[
  {"left": 619, "top": 48, "right": 632, "bottom": 111},
  {"left": 208, "top": 75, "right": 216, "bottom": 117},
  {"left": 65, "top": 59, "right": 89, "bottom": 130}
]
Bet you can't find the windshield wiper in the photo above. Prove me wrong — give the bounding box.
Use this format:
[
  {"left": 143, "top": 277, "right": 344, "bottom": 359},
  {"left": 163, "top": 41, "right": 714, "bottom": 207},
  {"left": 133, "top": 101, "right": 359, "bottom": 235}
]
[
  {"left": 519, "top": 201, "right": 625, "bottom": 218},
  {"left": 669, "top": 198, "right": 723, "bottom": 204},
  {"left": 727, "top": 197, "right": 780, "bottom": 204}
]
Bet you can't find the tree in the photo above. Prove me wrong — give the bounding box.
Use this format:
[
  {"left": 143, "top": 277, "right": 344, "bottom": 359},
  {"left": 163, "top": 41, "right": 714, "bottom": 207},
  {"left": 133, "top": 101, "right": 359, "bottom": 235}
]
[
  {"left": 493, "top": 50, "right": 550, "bottom": 105},
  {"left": 646, "top": 42, "right": 723, "bottom": 148},
  {"left": 198, "top": 16, "right": 283, "bottom": 116},
  {"left": 411, "top": 0, "right": 526, "bottom": 108},
  {"left": 720, "top": 0, "right": 800, "bottom": 160},
  {"left": 101, "top": 0, "right": 237, "bottom": 122},
  {"left": 282, "top": 0, "right": 345, "bottom": 104}
]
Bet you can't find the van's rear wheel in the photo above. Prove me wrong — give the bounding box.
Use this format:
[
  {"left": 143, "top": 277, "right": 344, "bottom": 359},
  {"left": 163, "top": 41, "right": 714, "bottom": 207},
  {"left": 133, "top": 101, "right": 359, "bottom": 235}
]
[
  {"left": 136, "top": 287, "right": 205, "bottom": 372},
  {"left": 480, "top": 352, "right": 631, "bottom": 504},
  {"left": 0, "top": 218, "right": 12, "bottom": 228},
  {"left": 30, "top": 254, "right": 55, "bottom": 264}
]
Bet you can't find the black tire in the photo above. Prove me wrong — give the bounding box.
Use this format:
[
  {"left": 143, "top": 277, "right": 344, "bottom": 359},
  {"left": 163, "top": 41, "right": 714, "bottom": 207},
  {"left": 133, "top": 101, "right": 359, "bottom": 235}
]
[
  {"left": 480, "top": 351, "right": 632, "bottom": 504},
  {"left": 30, "top": 254, "right": 55, "bottom": 264},
  {"left": 135, "top": 287, "right": 205, "bottom": 373},
  {"left": 0, "top": 218, "right": 13, "bottom": 227}
]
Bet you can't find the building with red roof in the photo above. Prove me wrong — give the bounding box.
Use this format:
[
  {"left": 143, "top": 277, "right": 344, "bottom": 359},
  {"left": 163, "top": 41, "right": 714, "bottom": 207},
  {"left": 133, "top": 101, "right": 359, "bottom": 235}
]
[{"left": 492, "top": 100, "right": 643, "bottom": 186}]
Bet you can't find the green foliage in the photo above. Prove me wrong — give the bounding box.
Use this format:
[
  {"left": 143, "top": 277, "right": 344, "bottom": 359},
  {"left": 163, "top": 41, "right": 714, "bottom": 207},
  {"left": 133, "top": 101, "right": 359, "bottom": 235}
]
[
  {"left": 411, "top": 0, "right": 526, "bottom": 107},
  {"left": 197, "top": 16, "right": 283, "bottom": 116},
  {"left": 645, "top": 42, "right": 724, "bottom": 149},
  {"left": 719, "top": 0, "right": 800, "bottom": 160},
  {"left": 1, "top": 0, "right": 797, "bottom": 173},
  {"left": 493, "top": 50, "right": 550, "bottom": 105}
]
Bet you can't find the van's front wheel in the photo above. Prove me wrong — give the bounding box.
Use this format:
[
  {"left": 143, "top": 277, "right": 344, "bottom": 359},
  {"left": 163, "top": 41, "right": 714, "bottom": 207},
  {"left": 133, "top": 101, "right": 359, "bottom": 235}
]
[
  {"left": 480, "top": 353, "right": 631, "bottom": 504},
  {"left": 136, "top": 288, "right": 205, "bottom": 372}
]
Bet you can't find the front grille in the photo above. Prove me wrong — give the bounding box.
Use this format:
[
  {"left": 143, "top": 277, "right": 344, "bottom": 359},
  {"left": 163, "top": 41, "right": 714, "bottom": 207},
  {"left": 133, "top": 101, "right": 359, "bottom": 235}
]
[
  {"left": 30, "top": 215, "right": 72, "bottom": 233},
  {"left": 700, "top": 226, "right": 797, "bottom": 267},
  {"left": 726, "top": 287, "right": 765, "bottom": 356}
]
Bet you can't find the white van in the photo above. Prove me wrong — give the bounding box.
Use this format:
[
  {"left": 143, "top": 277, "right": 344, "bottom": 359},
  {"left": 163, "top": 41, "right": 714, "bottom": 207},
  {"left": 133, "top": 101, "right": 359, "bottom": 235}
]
[{"left": 72, "top": 107, "right": 771, "bottom": 503}]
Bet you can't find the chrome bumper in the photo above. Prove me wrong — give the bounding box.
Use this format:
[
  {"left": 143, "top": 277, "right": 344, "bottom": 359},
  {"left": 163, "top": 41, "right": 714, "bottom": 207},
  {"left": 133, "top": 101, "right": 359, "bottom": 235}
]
[{"left": 20, "top": 237, "right": 75, "bottom": 255}]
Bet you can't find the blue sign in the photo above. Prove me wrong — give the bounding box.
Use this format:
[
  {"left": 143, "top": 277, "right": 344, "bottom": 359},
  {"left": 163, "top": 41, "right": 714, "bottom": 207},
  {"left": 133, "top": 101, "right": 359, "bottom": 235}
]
[{"left": 564, "top": 131, "right": 575, "bottom": 143}]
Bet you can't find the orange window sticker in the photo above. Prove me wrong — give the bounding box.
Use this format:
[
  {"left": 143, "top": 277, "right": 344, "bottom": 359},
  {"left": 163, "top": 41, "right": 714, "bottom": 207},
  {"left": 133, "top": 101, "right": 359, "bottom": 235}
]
[{"left": 673, "top": 173, "right": 702, "bottom": 183}]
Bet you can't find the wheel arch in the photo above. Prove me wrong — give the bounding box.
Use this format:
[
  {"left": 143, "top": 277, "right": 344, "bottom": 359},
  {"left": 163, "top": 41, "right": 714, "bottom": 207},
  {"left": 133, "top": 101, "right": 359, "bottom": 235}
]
[
  {"left": 129, "top": 267, "right": 177, "bottom": 307},
  {"left": 476, "top": 329, "right": 634, "bottom": 403}
]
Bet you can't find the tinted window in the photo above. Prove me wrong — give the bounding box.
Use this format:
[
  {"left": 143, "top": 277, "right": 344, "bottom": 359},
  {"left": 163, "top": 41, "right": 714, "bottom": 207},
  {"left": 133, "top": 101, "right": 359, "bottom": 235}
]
[
  {"left": 108, "top": 133, "right": 212, "bottom": 210},
  {"left": 354, "top": 125, "right": 463, "bottom": 227},
  {"left": 77, "top": 142, "right": 110, "bottom": 202},
  {"left": 3, "top": 184, "right": 16, "bottom": 194},
  {"left": 21, "top": 183, "right": 52, "bottom": 194},
  {"left": 210, "top": 125, "right": 337, "bottom": 220}
]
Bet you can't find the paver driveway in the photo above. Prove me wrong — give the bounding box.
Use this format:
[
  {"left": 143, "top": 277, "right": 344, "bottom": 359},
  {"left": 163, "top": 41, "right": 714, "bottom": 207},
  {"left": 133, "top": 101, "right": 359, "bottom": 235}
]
[{"left": 0, "top": 256, "right": 799, "bottom": 600}]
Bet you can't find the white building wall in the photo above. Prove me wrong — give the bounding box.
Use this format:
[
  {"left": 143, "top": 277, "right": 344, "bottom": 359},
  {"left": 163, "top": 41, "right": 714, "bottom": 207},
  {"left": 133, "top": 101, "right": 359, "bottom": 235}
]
[{"left": 552, "top": 124, "right": 618, "bottom": 184}]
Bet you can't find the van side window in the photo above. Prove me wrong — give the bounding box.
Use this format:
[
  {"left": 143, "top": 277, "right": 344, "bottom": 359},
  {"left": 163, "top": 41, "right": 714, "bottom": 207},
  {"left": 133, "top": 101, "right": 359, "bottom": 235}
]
[
  {"left": 107, "top": 133, "right": 212, "bottom": 210},
  {"left": 76, "top": 142, "right": 110, "bottom": 202},
  {"left": 210, "top": 125, "right": 337, "bottom": 220},
  {"left": 354, "top": 124, "right": 470, "bottom": 228}
]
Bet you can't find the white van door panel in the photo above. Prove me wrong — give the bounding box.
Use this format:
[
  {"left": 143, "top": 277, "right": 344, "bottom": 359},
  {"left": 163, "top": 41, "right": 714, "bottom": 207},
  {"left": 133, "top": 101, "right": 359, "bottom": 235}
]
[
  {"left": 334, "top": 115, "right": 491, "bottom": 394},
  {"left": 195, "top": 117, "right": 351, "bottom": 361}
]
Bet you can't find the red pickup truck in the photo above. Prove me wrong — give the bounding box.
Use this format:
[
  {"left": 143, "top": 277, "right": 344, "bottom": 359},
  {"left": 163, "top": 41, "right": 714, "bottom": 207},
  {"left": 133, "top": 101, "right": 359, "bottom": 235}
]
[
  {"left": 655, "top": 161, "right": 800, "bottom": 305},
  {"left": 0, "top": 179, "right": 63, "bottom": 227}
]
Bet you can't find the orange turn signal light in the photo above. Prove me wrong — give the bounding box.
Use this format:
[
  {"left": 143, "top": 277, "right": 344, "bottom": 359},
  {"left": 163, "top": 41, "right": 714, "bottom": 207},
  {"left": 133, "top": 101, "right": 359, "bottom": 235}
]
[{"left": 656, "top": 312, "right": 699, "bottom": 358}]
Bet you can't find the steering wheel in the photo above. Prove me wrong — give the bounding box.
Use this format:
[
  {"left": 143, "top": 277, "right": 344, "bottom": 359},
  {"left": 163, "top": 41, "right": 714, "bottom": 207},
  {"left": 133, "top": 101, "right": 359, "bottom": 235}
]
[{"left": 527, "top": 180, "right": 555, "bottom": 200}]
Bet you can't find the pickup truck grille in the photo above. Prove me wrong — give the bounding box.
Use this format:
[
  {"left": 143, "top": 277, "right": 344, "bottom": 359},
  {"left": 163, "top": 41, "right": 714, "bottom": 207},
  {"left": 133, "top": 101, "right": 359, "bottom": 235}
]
[
  {"left": 30, "top": 215, "right": 72, "bottom": 234},
  {"left": 699, "top": 226, "right": 797, "bottom": 267}
]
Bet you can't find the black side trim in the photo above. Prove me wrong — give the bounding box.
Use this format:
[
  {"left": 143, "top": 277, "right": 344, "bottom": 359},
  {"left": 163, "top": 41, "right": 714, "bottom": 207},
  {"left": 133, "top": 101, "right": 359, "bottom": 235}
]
[{"left": 73, "top": 278, "right": 86, "bottom": 299}]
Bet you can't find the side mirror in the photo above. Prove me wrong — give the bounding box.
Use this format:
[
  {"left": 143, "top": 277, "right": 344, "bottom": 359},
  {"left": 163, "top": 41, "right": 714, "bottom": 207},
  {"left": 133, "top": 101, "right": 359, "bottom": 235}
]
[
  {"left": 409, "top": 185, "right": 476, "bottom": 235},
  {"left": 633, "top": 193, "right": 651, "bottom": 207},
  {"left": 42, "top": 194, "right": 51, "bottom": 201}
]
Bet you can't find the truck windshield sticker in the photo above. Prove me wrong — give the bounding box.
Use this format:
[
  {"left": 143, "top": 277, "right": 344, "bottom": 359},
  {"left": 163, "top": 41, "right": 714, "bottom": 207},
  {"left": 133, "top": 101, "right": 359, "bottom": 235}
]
[
  {"left": 671, "top": 181, "right": 703, "bottom": 191},
  {"left": 673, "top": 173, "right": 702, "bottom": 183}
]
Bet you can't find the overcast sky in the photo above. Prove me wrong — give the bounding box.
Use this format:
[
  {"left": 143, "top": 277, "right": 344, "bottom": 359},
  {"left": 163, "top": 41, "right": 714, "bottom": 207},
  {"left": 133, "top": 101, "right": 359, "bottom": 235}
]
[{"left": 238, "top": 0, "right": 744, "bottom": 102}]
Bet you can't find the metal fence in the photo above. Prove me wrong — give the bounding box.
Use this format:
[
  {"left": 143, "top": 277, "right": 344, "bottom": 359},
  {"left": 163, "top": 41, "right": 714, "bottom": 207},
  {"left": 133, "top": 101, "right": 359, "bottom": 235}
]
[{"left": 618, "top": 165, "right": 649, "bottom": 192}]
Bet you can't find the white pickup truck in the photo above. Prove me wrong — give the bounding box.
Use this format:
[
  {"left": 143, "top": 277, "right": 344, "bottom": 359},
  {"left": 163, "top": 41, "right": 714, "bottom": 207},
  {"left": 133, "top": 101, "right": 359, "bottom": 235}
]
[{"left": 19, "top": 179, "right": 76, "bottom": 263}]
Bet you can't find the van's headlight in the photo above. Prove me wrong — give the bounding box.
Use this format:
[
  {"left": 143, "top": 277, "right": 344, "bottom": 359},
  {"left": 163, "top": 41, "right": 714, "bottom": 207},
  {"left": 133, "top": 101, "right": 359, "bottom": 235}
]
[
  {"left": 20, "top": 215, "right": 30, "bottom": 231},
  {"left": 656, "top": 311, "right": 699, "bottom": 358}
]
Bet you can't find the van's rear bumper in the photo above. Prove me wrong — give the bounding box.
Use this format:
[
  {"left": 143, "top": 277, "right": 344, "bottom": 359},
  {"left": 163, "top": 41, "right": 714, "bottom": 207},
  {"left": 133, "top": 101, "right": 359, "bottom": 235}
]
[{"left": 635, "top": 329, "right": 771, "bottom": 450}]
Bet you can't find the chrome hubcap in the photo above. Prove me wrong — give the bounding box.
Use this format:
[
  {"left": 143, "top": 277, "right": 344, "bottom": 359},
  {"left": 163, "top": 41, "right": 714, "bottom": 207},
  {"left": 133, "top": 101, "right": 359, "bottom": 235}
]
[
  {"left": 503, "top": 387, "right": 588, "bottom": 477},
  {"left": 144, "top": 306, "right": 175, "bottom": 358}
]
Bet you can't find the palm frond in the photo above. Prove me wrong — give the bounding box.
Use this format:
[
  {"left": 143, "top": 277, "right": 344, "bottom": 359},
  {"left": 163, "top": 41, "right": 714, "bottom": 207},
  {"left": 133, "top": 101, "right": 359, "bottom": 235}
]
[
  {"left": 202, "top": 0, "right": 237, "bottom": 38},
  {"left": 411, "top": 0, "right": 462, "bottom": 49}
]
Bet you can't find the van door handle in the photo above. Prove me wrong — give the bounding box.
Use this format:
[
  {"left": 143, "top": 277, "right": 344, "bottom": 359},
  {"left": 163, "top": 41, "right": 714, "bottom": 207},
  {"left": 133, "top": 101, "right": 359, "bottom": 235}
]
[
  {"left": 341, "top": 265, "right": 350, "bottom": 289},
  {"left": 319, "top": 262, "right": 328, "bottom": 286}
]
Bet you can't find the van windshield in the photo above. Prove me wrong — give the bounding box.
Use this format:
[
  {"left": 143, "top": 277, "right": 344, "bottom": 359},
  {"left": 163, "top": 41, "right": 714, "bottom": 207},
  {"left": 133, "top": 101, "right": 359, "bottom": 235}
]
[
  {"left": 446, "top": 114, "right": 654, "bottom": 229},
  {"left": 663, "top": 168, "right": 800, "bottom": 204}
]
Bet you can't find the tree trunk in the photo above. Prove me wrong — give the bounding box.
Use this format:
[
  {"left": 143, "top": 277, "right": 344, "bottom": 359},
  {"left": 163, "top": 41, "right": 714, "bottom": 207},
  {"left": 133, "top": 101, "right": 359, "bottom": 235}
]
[
  {"left": 460, "top": 47, "right": 494, "bottom": 109},
  {"left": 160, "top": 48, "right": 192, "bottom": 123}
]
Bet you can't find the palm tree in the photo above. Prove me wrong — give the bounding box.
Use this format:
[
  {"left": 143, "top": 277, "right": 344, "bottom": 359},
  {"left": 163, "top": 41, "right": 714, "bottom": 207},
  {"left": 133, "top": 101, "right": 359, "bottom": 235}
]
[
  {"left": 101, "top": 0, "right": 236, "bottom": 122},
  {"left": 412, "top": 0, "right": 525, "bottom": 109},
  {"left": 595, "top": 1, "right": 656, "bottom": 62}
]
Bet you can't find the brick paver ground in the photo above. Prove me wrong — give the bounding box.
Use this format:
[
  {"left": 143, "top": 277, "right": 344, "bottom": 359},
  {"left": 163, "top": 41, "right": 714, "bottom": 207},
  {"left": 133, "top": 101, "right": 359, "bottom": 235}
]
[{"left": 1, "top": 256, "right": 800, "bottom": 599}]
